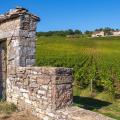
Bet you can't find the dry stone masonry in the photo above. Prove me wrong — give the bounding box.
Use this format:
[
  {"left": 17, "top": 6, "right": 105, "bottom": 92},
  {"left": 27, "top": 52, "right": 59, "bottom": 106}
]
[
  {"left": 0, "top": 7, "right": 73, "bottom": 120},
  {"left": 7, "top": 67, "right": 73, "bottom": 119},
  {"left": 0, "top": 7, "right": 39, "bottom": 67},
  {"left": 0, "top": 7, "right": 113, "bottom": 120}
]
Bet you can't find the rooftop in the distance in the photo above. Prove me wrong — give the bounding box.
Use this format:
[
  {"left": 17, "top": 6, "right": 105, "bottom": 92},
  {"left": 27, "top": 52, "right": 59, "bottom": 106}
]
[{"left": 0, "top": 6, "right": 40, "bottom": 23}]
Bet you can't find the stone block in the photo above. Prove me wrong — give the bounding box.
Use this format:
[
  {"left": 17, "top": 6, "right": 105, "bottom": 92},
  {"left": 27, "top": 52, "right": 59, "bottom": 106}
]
[{"left": 38, "top": 90, "right": 46, "bottom": 95}]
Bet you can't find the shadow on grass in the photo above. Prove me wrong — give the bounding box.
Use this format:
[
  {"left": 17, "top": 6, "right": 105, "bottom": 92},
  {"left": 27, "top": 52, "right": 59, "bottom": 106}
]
[{"left": 73, "top": 96, "right": 112, "bottom": 110}]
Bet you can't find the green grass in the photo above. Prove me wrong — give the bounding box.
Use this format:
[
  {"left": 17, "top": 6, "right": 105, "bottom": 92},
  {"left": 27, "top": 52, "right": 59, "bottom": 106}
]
[
  {"left": 0, "top": 102, "right": 17, "bottom": 114},
  {"left": 98, "top": 100, "right": 120, "bottom": 120},
  {"left": 36, "top": 36, "right": 120, "bottom": 119},
  {"left": 73, "top": 86, "right": 120, "bottom": 119},
  {"left": 36, "top": 36, "right": 120, "bottom": 92}
]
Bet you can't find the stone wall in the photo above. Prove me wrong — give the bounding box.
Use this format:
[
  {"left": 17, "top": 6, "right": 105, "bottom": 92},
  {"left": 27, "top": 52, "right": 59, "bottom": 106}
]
[
  {"left": 0, "top": 18, "right": 21, "bottom": 67},
  {"left": 7, "top": 67, "right": 73, "bottom": 119},
  {"left": 19, "top": 13, "right": 37, "bottom": 66},
  {"left": 0, "top": 8, "right": 39, "bottom": 67}
]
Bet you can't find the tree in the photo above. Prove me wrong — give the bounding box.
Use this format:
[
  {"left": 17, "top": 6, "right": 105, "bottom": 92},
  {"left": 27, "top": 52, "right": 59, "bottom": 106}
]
[
  {"left": 95, "top": 28, "right": 103, "bottom": 32},
  {"left": 74, "top": 30, "right": 82, "bottom": 35},
  {"left": 84, "top": 30, "right": 92, "bottom": 37},
  {"left": 66, "top": 29, "right": 74, "bottom": 35},
  {"left": 103, "top": 27, "right": 113, "bottom": 36}
]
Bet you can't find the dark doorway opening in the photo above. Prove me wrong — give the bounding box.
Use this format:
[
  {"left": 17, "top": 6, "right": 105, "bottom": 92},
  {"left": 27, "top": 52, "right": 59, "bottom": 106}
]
[{"left": 0, "top": 40, "right": 7, "bottom": 101}]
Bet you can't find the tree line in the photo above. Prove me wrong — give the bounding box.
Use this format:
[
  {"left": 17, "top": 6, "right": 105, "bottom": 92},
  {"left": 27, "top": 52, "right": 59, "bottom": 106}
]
[
  {"left": 37, "top": 27, "right": 120, "bottom": 37},
  {"left": 37, "top": 29, "right": 82, "bottom": 37}
]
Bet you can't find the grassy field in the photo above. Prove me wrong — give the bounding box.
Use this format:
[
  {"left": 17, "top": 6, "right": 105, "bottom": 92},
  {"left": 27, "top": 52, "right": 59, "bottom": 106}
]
[{"left": 36, "top": 36, "right": 120, "bottom": 119}]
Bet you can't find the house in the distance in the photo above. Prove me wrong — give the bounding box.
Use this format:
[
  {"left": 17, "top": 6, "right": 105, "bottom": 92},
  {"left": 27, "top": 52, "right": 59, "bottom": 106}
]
[
  {"left": 112, "top": 30, "right": 120, "bottom": 36},
  {"left": 92, "top": 31, "right": 105, "bottom": 37}
]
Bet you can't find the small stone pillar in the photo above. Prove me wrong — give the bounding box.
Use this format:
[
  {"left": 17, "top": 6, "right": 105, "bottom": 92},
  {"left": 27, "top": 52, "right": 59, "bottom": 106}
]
[{"left": 0, "top": 7, "right": 40, "bottom": 68}]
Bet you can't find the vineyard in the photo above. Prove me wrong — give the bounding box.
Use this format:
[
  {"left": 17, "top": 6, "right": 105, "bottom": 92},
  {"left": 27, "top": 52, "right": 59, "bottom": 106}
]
[
  {"left": 36, "top": 36, "right": 120, "bottom": 97},
  {"left": 36, "top": 37, "right": 120, "bottom": 120},
  {"left": 36, "top": 36, "right": 120, "bottom": 119}
]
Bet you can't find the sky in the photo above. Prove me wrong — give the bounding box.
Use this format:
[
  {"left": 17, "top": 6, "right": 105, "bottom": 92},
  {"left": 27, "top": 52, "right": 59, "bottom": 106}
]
[{"left": 0, "top": 0, "right": 120, "bottom": 32}]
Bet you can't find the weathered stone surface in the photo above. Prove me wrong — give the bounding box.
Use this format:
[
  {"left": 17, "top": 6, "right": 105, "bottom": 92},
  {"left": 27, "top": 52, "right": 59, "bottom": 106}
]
[
  {"left": 6, "top": 66, "right": 73, "bottom": 120},
  {"left": 0, "top": 7, "right": 39, "bottom": 67},
  {"left": 55, "top": 106, "right": 114, "bottom": 120}
]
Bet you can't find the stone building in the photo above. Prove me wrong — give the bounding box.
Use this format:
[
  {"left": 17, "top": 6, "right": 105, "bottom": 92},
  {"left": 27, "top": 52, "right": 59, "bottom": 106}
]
[
  {"left": 92, "top": 31, "right": 105, "bottom": 37},
  {"left": 112, "top": 30, "right": 120, "bottom": 36},
  {"left": 0, "top": 7, "right": 73, "bottom": 119}
]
